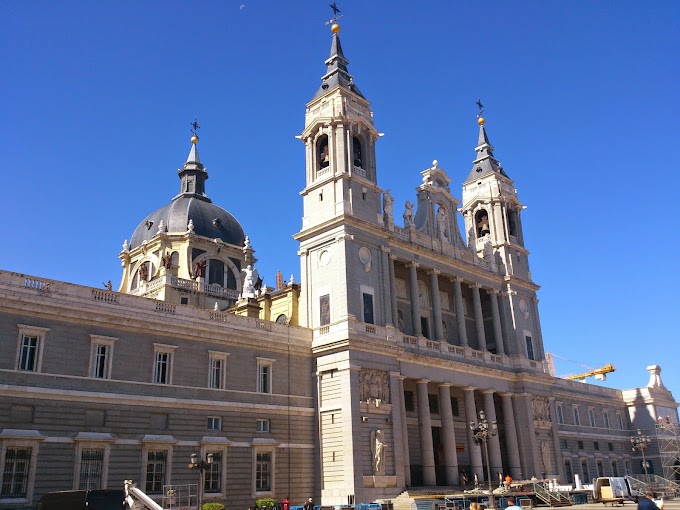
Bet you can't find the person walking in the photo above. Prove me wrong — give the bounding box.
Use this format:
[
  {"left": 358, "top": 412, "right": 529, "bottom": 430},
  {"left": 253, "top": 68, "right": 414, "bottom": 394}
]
[
  {"left": 304, "top": 497, "right": 314, "bottom": 510},
  {"left": 505, "top": 497, "right": 522, "bottom": 510}
]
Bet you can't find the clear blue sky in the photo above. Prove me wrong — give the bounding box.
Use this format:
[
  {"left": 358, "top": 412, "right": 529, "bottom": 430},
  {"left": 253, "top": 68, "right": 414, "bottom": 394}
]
[{"left": 2, "top": 1, "right": 678, "bottom": 397}]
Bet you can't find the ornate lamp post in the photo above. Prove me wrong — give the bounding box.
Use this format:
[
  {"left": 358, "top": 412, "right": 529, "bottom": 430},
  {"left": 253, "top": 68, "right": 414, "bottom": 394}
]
[
  {"left": 188, "top": 452, "right": 213, "bottom": 510},
  {"left": 630, "top": 429, "right": 651, "bottom": 476},
  {"left": 470, "top": 410, "right": 498, "bottom": 508}
]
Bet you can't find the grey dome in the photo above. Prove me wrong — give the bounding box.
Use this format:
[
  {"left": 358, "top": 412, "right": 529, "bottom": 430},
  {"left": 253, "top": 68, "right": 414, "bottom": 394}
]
[{"left": 130, "top": 196, "right": 245, "bottom": 249}]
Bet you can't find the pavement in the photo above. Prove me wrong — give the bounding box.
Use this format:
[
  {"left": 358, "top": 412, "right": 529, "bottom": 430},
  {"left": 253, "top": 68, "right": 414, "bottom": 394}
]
[{"left": 562, "top": 502, "right": 678, "bottom": 510}]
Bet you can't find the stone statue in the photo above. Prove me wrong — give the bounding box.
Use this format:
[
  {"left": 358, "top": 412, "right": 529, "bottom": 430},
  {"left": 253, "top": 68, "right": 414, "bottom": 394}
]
[
  {"left": 436, "top": 206, "right": 448, "bottom": 242},
  {"left": 359, "top": 369, "right": 391, "bottom": 404},
  {"left": 403, "top": 200, "right": 415, "bottom": 227},
  {"left": 244, "top": 236, "right": 252, "bottom": 250},
  {"left": 193, "top": 260, "right": 206, "bottom": 279},
  {"left": 122, "top": 239, "right": 129, "bottom": 252},
  {"left": 187, "top": 219, "right": 195, "bottom": 233},
  {"left": 383, "top": 190, "right": 394, "bottom": 219},
  {"left": 161, "top": 252, "right": 172, "bottom": 269},
  {"left": 138, "top": 263, "right": 149, "bottom": 281},
  {"left": 532, "top": 396, "right": 551, "bottom": 422},
  {"left": 241, "top": 264, "right": 258, "bottom": 298},
  {"left": 647, "top": 365, "right": 667, "bottom": 389},
  {"left": 541, "top": 441, "right": 552, "bottom": 474},
  {"left": 371, "top": 429, "right": 387, "bottom": 475}
]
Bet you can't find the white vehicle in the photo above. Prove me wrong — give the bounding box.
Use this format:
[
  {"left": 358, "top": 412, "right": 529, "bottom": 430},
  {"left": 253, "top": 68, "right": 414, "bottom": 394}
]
[
  {"left": 592, "top": 477, "right": 638, "bottom": 505},
  {"left": 123, "top": 480, "right": 162, "bottom": 510}
]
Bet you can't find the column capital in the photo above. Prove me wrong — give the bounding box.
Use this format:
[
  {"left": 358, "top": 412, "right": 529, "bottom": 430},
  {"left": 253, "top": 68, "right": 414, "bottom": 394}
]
[
  {"left": 463, "top": 386, "right": 476, "bottom": 392},
  {"left": 380, "top": 245, "right": 391, "bottom": 253},
  {"left": 408, "top": 261, "right": 420, "bottom": 269},
  {"left": 488, "top": 289, "right": 501, "bottom": 296},
  {"left": 389, "top": 253, "right": 398, "bottom": 261},
  {"left": 438, "top": 382, "right": 452, "bottom": 389},
  {"left": 532, "top": 297, "right": 540, "bottom": 303},
  {"left": 473, "top": 282, "right": 483, "bottom": 289},
  {"left": 498, "top": 392, "right": 515, "bottom": 398},
  {"left": 428, "top": 268, "right": 441, "bottom": 276},
  {"left": 297, "top": 249, "right": 309, "bottom": 256},
  {"left": 452, "top": 276, "right": 464, "bottom": 283},
  {"left": 416, "top": 379, "right": 430, "bottom": 385},
  {"left": 481, "top": 389, "right": 495, "bottom": 395}
]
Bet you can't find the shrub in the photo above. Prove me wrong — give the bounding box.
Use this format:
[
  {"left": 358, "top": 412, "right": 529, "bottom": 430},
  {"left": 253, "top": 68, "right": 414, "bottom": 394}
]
[
  {"left": 257, "top": 497, "right": 278, "bottom": 510},
  {"left": 203, "top": 503, "right": 225, "bottom": 510}
]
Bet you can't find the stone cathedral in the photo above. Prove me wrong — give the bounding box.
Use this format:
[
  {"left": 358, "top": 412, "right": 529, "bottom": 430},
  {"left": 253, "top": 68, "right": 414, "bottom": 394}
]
[{"left": 0, "top": 19, "right": 676, "bottom": 510}]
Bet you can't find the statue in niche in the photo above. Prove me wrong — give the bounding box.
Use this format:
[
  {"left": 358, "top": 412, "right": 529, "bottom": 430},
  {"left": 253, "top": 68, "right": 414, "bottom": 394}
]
[
  {"left": 403, "top": 200, "right": 415, "bottom": 228},
  {"left": 371, "top": 429, "right": 387, "bottom": 475},
  {"left": 532, "top": 396, "right": 551, "bottom": 423},
  {"left": 541, "top": 441, "right": 552, "bottom": 474},
  {"left": 359, "top": 369, "right": 390, "bottom": 404},
  {"left": 436, "top": 206, "right": 448, "bottom": 242},
  {"left": 383, "top": 190, "right": 394, "bottom": 219},
  {"left": 161, "top": 252, "right": 173, "bottom": 269}
]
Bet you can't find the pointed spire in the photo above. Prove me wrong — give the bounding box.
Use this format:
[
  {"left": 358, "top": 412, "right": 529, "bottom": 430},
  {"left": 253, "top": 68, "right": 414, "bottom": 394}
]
[
  {"left": 465, "top": 114, "right": 508, "bottom": 183},
  {"left": 176, "top": 120, "right": 211, "bottom": 202},
  {"left": 186, "top": 138, "right": 201, "bottom": 164},
  {"left": 312, "top": 23, "right": 364, "bottom": 100}
]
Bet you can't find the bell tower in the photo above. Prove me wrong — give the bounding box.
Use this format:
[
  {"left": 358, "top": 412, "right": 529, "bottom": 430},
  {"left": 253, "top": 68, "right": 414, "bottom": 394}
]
[
  {"left": 299, "top": 22, "right": 382, "bottom": 232},
  {"left": 461, "top": 112, "right": 531, "bottom": 281}
]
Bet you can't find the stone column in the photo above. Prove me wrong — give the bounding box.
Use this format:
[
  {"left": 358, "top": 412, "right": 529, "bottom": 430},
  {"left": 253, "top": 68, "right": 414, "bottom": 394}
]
[
  {"left": 430, "top": 270, "right": 444, "bottom": 341},
  {"left": 548, "top": 397, "right": 564, "bottom": 480},
  {"left": 390, "top": 374, "right": 407, "bottom": 487},
  {"left": 453, "top": 277, "right": 468, "bottom": 347},
  {"left": 409, "top": 262, "right": 422, "bottom": 337},
  {"left": 520, "top": 393, "right": 541, "bottom": 479},
  {"left": 500, "top": 393, "right": 522, "bottom": 479},
  {"left": 398, "top": 377, "right": 411, "bottom": 486},
  {"left": 482, "top": 390, "right": 503, "bottom": 479},
  {"left": 416, "top": 379, "right": 436, "bottom": 485},
  {"left": 439, "top": 384, "right": 459, "bottom": 485},
  {"left": 472, "top": 284, "right": 487, "bottom": 351},
  {"left": 388, "top": 254, "right": 399, "bottom": 329},
  {"left": 464, "top": 387, "right": 483, "bottom": 481},
  {"left": 489, "top": 290, "right": 505, "bottom": 355}
]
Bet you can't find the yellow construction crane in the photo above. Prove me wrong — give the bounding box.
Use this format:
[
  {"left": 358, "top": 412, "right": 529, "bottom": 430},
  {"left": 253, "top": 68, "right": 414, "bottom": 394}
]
[{"left": 546, "top": 353, "right": 616, "bottom": 381}]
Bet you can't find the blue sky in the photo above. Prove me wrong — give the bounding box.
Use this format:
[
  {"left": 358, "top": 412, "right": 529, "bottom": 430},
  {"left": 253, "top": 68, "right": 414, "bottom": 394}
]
[{"left": 2, "top": 1, "right": 679, "bottom": 397}]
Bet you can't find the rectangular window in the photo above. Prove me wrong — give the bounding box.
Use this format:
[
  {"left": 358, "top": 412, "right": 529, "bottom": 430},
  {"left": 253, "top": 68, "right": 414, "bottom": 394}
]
[
  {"left": 404, "top": 391, "right": 415, "bottom": 412},
  {"left": 1, "top": 448, "right": 31, "bottom": 498},
  {"left": 450, "top": 397, "right": 459, "bottom": 417},
  {"left": 78, "top": 449, "right": 103, "bottom": 490},
  {"left": 525, "top": 335, "right": 535, "bottom": 360},
  {"left": 581, "top": 460, "right": 590, "bottom": 481},
  {"left": 616, "top": 413, "right": 624, "bottom": 430},
  {"left": 603, "top": 411, "right": 610, "bottom": 429},
  {"left": 608, "top": 442, "right": 614, "bottom": 451},
  {"left": 564, "top": 460, "right": 573, "bottom": 483},
  {"left": 612, "top": 461, "right": 619, "bottom": 477},
  {"left": 428, "top": 394, "right": 439, "bottom": 414},
  {"left": 556, "top": 404, "right": 564, "bottom": 424},
  {"left": 573, "top": 406, "right": 581, "bottom": 426},
  {"left": 207, "top": 417, "right": 222, "bottom": 431},
  {"left": 597, "top": 460, "right": 604, "bottom": 477},
  {"left": 255, "top": 452, "right": 271, "bottom": 492},
  {"left": 257, "top": 358, "right": 274, "bottom": 394},
  {"left": 205, "top": 452, "right": 222, "bottom": 494},
  {"left": 256, "top": 419, "right": 270, "bottom": 433},
  {"left": 209, "top": 358, "right": 223, "bottom": 389},
  {"left": 152, "top": 344, "right": 176, "bottom": 385},
  {"left": 92, "top": 345, "right": 109, "bottom": 379},
  {"left": 577, "top": 440, "right": 584, "bottom": 450},
  {"left": 589, "top": 408, "right": 596, "bottom": 427},
  {"left": 362, "top": 293, "right": 375, "bottom": 324},
  {"left": 594, "top": 441, "right": 599, "bottom": 451},
  {"left": 319, "top": 294, "right": 330, "bottom": 326},
  {"left": 421, "top": 317, "right": 430, "bottom": 339},
  {"left": 561, "top": 439, "right": 569, "bottom": 450},
  {"left": 145, "top": 451, "right": 166, "bottom": 494},
  {"left": 18, "top": 336, "right": 39, "bottom": 372}
]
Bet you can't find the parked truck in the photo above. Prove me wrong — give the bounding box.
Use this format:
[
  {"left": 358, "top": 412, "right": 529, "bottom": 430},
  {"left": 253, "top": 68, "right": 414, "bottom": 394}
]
[{"left": 592, "top": 477, "right": 638, "bottom": 505}]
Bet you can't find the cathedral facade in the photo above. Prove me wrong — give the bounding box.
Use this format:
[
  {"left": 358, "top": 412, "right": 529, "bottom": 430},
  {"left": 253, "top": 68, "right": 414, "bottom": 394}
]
[{"left": 0, "top": 21, "right": 677, "bottom": 510}]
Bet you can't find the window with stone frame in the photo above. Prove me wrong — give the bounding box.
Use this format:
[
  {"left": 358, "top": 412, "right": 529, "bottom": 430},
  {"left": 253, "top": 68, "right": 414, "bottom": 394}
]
[
  {"left": 428, "top": 394, "right": 439, "bottom": 414},
  {"left": 208, "top": 351, "right": 228, "bottom": 389},
  {"left": 556, "top": 403, "right": 564, "bottom": 424},
  {"left": 153, "top": 344, "right": 176, "bottom": 385},
  {"left": 78, "top": 448, "right": 104, "bottom": 489},
  {"left": 16, "top": 325, "right": 49, "bottom": 373},
  {"left": 145, "top": 450, "right": 167, "bottom": 494},
  {"left": 588, "top": 408, "right": 596, "bottom": 427},
  {"left": 254, "top": 450, "right": 273, "bottom": 494},
  {"left": 0, "top": 447, "right": 31, "bottom": 499},
  {"left": 404, "top": 391, "right": 415, "bottom": 412},
  {"left": 205, "top": 451, "right": 222, "bottom": 494},
  {"left": 256, "top": 358, "right": 274, "bottom": 394},
  {"left": 89, "top": 335, "right": 117, "bottom": 380},
  {"left": 573, "top": 406, "right": 581, "bottom": 426},
  {"left": 603, "top": 411, "right": 611, "bottom": 429},
  {"left": 319, "top": 294, "right": 330, "bottom": 326}
]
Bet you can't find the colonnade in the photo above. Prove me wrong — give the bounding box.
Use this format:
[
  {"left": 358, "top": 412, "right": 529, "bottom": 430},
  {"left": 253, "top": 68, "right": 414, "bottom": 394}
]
[
  {"left": 391, "top": 256, "right": 506, "bottom": 355},
  {"left": 401, "top": 380, "right": 524, "bottom": 487}
]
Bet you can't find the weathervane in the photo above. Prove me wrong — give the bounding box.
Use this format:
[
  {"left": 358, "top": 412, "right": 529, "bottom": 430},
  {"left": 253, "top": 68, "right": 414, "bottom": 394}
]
[
  {"left": 476, "top": 99, "right": 484, "bottom": 119},
  {"left": 190, "top": 118, "right": 200, "bottom": 136},
  {"left": 325, "top": 2, "right": 343, "bottom": 25}
]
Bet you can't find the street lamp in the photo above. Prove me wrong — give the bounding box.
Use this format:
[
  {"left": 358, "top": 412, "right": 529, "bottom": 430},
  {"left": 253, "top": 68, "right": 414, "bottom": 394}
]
[
  {"left": 470, "top": 410, "right": 498, "bottom": 509},
  {"left": 630, "top": 429, "right": 651, "bottom": 476},
  {"left": 188, "top": 452, "right": 213, "bottom": 510}
]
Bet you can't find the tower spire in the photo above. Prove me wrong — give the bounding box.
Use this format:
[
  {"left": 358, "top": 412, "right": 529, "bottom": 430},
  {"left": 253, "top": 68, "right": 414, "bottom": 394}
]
[
  {"left": 312, "top": 10, "right": 363, "bottom": 100},
  {"left": 465, "top": 107, "right": 508, "bottom": 182},
  {"left": 176, "top": 119, "right": 210, "bottom": 201}
]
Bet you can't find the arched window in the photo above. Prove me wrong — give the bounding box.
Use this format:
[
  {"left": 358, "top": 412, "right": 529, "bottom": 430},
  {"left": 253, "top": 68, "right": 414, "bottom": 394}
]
[
  {"left": 352, "top": 136, "right": 363, "bottom": 168},
  {"left": 317, "top": 135, "right": 329, "bottom": 169},
  {"left": 275, "top": 314, "right": 288, "bottom": 324},
  {"left": 170, "top": 251, "right": 179, "bottom": 267},
  {"left": 208, "top": 259, "right": 224, "bottom": 287},
  {"left": 475, "top": 209, "right": 490, "bottom": 237},
  {"left": 507, "top": 209, "right": 517, "bottom": 238}
]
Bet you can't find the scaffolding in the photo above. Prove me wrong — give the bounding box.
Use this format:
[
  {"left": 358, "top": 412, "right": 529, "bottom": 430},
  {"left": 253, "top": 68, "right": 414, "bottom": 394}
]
[{"left": 655, "top": 420, "right": 680, "bottom": 483}]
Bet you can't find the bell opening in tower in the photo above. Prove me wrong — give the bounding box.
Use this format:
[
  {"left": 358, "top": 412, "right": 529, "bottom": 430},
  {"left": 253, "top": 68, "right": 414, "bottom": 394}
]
[
  {"left": 317, "top": 136, "right": 329, "bottom": 169},
  {"left": 475, "top": 210, "right": 490, "bottom": 237},
  {"left": 352, "top": 136, "right": 363, "bottom": 169}
]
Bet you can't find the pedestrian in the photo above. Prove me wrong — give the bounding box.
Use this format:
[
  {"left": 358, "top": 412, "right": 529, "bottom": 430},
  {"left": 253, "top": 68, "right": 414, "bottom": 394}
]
[
  {"left": 505, "top": 497, "right": 522, "bottom": 510},
  {"left": 504, "top": 474, "right": 513, "bottom": 490},
  {"left": 637, "top": 493, "right": 660, "bottom": 510},
  {"left": 304, "top": 497, "right": 314, "bottom": 510},
  {"left": 461, "top": 471, "right": 469, "bottom": 488}
]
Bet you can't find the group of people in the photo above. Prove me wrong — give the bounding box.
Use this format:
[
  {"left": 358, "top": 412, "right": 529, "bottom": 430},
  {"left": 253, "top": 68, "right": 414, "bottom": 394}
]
[{"left": 249, "top": 498, "right": 314, "bottom": 510}]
